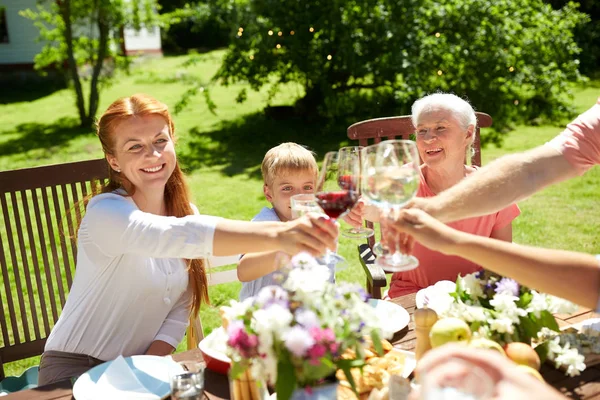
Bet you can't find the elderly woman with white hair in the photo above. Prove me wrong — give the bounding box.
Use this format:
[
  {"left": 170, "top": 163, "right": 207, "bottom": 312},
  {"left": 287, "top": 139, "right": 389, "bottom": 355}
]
[{"left": 387, "top": 93, "right": 521, "bottom": 298}]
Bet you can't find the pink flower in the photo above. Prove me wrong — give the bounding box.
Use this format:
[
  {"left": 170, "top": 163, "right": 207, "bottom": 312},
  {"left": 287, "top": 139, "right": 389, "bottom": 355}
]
[
  {"left": 227, "top": 321, "right": 259, "bottom": 358},
  {"left": 329, "top": 342, "right": 339, "bottom": 353},
  {"left": 322, "top": 328, "right": 335, "bottom": 342},
  {"left": 307, "top": 343, "right": 327, "bottom": 363}
]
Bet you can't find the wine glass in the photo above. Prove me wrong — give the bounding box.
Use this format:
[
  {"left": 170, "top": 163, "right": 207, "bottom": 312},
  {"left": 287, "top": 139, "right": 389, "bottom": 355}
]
[
  {"left": 338, "top": 146, "right": 375, "bottom": 239},
  {"left": 371, "top": 140, "right": 420, "bottom": 272},
  {"left": 290, "top": 193, "right": 346, "bottom": 272},
  {"left": 360, "top": 144, "right": 386, "bottom": 256},
  {"left": 315, "top": 151, "right": 360, "bottom": 264}
]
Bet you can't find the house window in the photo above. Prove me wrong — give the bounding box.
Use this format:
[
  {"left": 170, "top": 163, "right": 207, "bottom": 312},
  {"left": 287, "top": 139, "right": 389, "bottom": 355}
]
[{"left": 0, "top": 7, "right": 8, "bottom": 43}]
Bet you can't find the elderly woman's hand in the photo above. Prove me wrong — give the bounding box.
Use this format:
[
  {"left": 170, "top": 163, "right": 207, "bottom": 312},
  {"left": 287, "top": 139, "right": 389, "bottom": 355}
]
[
  {"left": 409, "top": 344, "right": 567, "bottom": 400},
  {"left": 386, "top": 208, "right": 463, "bottom": 255},
  {"left": 278, "top": 213, "right": 338, "bottom": 257}
]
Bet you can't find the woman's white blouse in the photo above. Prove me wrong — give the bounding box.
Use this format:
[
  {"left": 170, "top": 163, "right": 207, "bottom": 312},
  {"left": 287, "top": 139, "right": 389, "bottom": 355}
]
[{"left": 44, "top": 193, "right": 220, "bottom": 361}]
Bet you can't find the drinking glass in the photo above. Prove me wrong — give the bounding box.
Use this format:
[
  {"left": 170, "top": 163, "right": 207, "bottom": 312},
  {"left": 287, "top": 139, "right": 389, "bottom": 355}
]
[
  {"left": 290, "top": 193, "right": 346, "bottom": 271},
  {"left": 170, "top": 361, "right": 204, "bottom": 400},
  {"left": 371, "top": 140, "right": 420, "bottom": 272},
  {"left": 315, "top": 151, "right": 360, "bottom": 265},
  {"left": 338, "top": 146, "right": 375, "bottom": 239},
  {"left": 420, "top": 357, "right": 495, "bottom": 400},
  {"left": 360, "top": 144, "right": 386, "bottom": 257}
]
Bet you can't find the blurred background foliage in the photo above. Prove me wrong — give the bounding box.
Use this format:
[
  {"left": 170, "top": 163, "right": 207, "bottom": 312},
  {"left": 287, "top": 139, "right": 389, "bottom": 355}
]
[{"left": 160, "top": 0, "right": 594, "bottom": 145}]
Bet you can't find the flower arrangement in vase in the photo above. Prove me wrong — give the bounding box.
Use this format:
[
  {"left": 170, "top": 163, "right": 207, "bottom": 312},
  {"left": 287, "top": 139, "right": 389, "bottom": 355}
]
[{"left": 221, "top": 253, "right": 394, "bottom": 400}]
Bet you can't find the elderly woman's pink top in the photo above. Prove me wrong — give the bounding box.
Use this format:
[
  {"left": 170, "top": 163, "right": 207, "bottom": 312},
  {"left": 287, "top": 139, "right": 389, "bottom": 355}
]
[{"left": 388, "top": 169, "right": 520, "bottom": 298}]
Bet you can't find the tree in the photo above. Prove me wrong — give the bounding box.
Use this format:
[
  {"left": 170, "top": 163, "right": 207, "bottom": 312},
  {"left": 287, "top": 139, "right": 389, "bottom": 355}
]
[
  {"left": 210, "top": 0, "right": 587, "bottom": 132},
  {"left": 21, "top": 0, "right": 158, "bottom": 128}
]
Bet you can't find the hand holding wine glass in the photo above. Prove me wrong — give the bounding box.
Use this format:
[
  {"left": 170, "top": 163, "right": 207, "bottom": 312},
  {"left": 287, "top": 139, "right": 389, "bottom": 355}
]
[{"left": 371, "top": 140, "right": 420, "bottom": 272}]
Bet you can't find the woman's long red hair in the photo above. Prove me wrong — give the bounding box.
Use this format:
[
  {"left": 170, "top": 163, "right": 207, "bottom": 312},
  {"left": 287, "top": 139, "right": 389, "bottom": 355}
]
[{"left": 95, "top": 93, "right": 209, "bottom": 317}]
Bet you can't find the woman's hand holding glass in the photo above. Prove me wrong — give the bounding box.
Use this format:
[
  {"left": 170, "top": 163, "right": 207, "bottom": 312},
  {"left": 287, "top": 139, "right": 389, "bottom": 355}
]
[
  {"left": 278, "top": 212, "right": 338, "bottom": 258},
  {"left": 290, "top": 193, "right": 347, "bottom": 271}
]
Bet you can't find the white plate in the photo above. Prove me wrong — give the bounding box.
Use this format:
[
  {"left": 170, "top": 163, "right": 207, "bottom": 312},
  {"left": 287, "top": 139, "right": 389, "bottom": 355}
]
[
  {"left": 368, "top": 298, "right": 410, "bottom": 332},
  {"left": 73, "top": 355, "right": 183, "bottom": 400},
  {"left": 415, "top": 280, "right": 456, "bottom": 309}
]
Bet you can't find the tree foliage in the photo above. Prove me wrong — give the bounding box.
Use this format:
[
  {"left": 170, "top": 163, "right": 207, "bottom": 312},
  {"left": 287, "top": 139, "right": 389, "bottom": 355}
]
[
  {"left": 212, "top": 0, "right": 587, "bottom": 132},
  {"left": 21, "top": 0, "right": 158, "bottom": 128}
]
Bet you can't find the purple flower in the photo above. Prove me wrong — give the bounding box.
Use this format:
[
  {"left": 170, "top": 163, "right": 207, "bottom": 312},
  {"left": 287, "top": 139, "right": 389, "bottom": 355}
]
[
  {"left": 255, "top": 286, "right": 289, "bottom": 308},
  {"left": 285, "top": 326, "right": 315, "bottom": 357},
  {"left": 495, "top": 278, "right": 520, "bottom": 296}
]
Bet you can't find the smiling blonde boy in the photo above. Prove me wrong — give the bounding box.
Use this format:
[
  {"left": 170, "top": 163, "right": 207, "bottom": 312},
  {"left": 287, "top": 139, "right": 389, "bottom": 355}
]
[{"left": 238, "top": 143, "right": 336, "bottom": 300}]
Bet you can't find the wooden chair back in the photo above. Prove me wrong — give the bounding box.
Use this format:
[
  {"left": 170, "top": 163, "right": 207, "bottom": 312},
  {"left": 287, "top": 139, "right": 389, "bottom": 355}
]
[
  {"left": 0, "top": 159, "right": 109, "bottom": 380},
  {"left": 346, "top": 113, "right": 492, "bottom": 297},
  {"left": 0, "top": 158, "right": 230, "bottom": 379}
]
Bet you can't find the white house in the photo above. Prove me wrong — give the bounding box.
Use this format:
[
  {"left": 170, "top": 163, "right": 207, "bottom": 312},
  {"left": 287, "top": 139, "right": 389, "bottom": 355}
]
[{"left": 0, "top": 0, "right": 161, "bottom": 69}]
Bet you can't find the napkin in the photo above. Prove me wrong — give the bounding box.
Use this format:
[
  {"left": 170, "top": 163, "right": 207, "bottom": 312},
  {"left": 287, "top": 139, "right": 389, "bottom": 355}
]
[{"left": 94, "top": 355, "right": 160, "bottom": 400}]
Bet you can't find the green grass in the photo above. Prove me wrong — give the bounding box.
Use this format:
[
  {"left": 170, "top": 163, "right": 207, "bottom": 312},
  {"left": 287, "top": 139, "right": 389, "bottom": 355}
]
[{"left": 1, "top": 50, "right": 599, "bottom": 377}]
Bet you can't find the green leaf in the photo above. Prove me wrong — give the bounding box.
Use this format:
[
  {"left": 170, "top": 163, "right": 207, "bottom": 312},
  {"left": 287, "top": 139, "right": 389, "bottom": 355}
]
[
  {"left": 539, "top": 311, "right": 560, "bottom": 332},
  {"left": 276, "top": 352, "right": 297, "bottom": 400},
  {"left": 370, "top": 330, "right": 383, "bottom": 356},
  {"left": 337, "top": 358, "right": 365, "bottom": 398},
  {"left": 534, "top": 342, "right": 550, "bottom": 364}
]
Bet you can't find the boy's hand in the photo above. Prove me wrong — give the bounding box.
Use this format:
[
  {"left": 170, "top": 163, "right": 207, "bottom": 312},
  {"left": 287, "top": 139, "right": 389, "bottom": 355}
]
[
  {"left": 342, "top": 198, "right": 366, "bottom": 228},
  {"left": 278, "top": 213, "right": 338, "bottom": 256}
]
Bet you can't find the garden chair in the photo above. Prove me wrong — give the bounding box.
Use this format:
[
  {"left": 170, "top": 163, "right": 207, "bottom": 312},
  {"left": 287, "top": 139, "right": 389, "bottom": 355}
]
[
  {"left": 346, "top": 112, "right": 492, "bottom": 299},
  {"left": 0, "top": 158, "right": 236, "bottom": 388}
]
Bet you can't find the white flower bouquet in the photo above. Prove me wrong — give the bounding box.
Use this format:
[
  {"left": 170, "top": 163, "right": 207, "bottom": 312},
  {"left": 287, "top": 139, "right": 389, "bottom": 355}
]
[
  {"left": 425, "top": 271, "right": 585, "bottom": 376},
  {"left": 220, "top": 253, "right": 394, "bottom": 400}
]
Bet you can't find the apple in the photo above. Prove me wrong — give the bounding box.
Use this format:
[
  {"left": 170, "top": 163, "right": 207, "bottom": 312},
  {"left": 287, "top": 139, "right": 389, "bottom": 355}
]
[
  {"left": 504, "top": 342, "right": 541, "bottom": 371},
  {"left": 429, "top": 318, "right": 472, "bottom": 348},
  {"left": 468, "top": 337, "right": 506, "bottom": 356}
]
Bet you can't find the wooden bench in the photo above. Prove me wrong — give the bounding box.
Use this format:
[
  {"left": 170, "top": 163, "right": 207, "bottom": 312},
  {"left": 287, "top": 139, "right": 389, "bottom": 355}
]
[{"left": 0, "top": 158, "right": 234, "bottom": 380}]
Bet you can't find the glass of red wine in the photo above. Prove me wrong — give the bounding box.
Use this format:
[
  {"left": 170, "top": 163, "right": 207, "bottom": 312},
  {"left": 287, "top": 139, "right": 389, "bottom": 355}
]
[
  {"left": 338, "top": 146, "right": 375, "bottom": 239},
  {"left": 315, "top": 151, "right": 360, "bottom": 265}
]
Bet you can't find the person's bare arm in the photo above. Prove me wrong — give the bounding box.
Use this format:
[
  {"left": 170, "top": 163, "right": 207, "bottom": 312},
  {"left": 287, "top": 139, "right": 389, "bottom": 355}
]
[
  {"left": 413, "top": 145, "right": 579, "bottom": 222},
  {"left": 237, "top": 251, "right": 283, "bottom": 282},
  {"left": 145, "top": 340, "right": 175, "bottom": 356},
  {"left": 394, "top": 209, "right": 600, "bottom": 309},
  {"left": 212, "top": 214, "right": 337, "bottom": 258}
]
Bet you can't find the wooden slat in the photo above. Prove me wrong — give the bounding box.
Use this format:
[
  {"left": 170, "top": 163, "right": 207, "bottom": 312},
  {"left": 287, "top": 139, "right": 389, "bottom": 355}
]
[
  {"left": 31, "top": 190, "right": 58, "bottom": 328},
  {"left": 1, "top": 339, "right": 47, "bottom": 364},
  {"left": 41, "top": 187, "right": 64, "bottom": 319},
  {"left": 51, "top": 185, "right": 71, "bottom": 307},
  {"left": 59, "top": 184, "right": 74, "bottom": 287},
  {"left": 16, "top": 190, "right": 41, "bottom": 340},
  {"left": 0, "top": 238, "right": 10, "bottom": 347},
  {"left": 9, "top": 191, "right": 33, "bottom": 343},
  {"left": 2, "top": 193, "right": 23, "bottom": 345}
]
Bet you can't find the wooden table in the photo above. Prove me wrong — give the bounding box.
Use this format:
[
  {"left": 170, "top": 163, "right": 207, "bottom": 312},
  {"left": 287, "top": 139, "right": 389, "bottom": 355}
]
[{"left": 5, "top": 293, "right": 599, "bottom": 399}]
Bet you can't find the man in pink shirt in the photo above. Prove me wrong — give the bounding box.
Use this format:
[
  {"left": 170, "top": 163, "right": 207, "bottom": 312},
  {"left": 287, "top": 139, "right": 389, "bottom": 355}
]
[{"left": 393, "top": 99, "right": 600, "bottom": 310}]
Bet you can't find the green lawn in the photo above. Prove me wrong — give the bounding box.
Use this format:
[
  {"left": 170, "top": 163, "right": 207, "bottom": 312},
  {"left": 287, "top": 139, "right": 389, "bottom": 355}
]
[{"left": 1, "top": 50, "right": 599, "bottom": 377}]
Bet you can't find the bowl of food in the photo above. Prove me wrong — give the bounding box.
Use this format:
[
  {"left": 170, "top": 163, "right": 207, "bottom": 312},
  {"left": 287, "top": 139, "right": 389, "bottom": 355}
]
[{"left": 198, "top": 327, "right": 231, "bottom": 375}]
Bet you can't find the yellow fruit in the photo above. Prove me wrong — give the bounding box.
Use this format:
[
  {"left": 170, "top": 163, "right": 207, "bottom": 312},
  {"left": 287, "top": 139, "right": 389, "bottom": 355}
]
[
  {"left": 468, "top": 338, "right": 506, "bottom": 356},
  {"left": 504, "top": 342, "right": 541, "bottom": 371},
  {"left": 429, "top": 318, "right": 472, "bottom": 348},
  {"left": 516, "top": 364, "right": 544, "bottom": 382}
]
